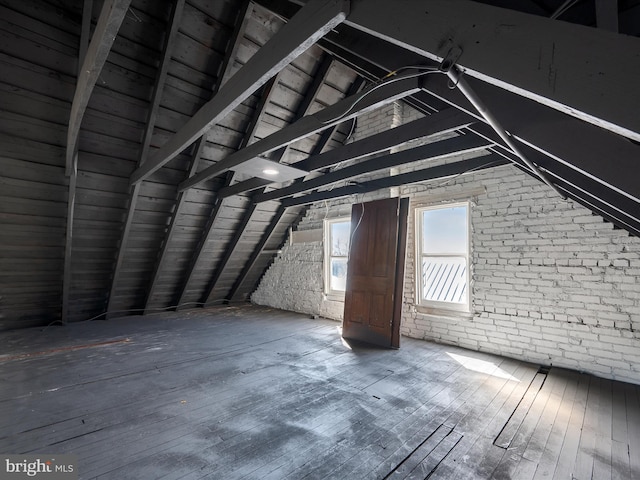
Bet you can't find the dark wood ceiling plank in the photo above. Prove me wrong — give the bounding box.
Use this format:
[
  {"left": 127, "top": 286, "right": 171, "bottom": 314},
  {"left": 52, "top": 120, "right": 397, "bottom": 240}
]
[
  {"left": 143, "top": 0, "right": 254, "bottom": 312},
  {"left": 65, "top": 0, "right": 132, "bottom": 175},
  {"left": 281, "top": 154, "right": 509, "bottom": 207},
  {"left": 105, "top": 0, "right": 186, "bottom": 317},
  {"left": 174, "top": 173, "right": 234, "bottom": 308},
  {"left": 218, "top": 75, "right": 366, "bottom": 198},
  {"left": 201, "top": 198, "right": 260, "bottom": 305},
  {"left": 265, "top": 54, "right": 333, "bottom": 162},
  {"left": 345, "top": 0, "right": 640, "bottom": 142},
  {"left": 201, "top": 54, "right": 334, "bottom": 304},
  {"left": 595, "top": 0, "right": 619, "bottom": 31},
  {"left": 220, "top": 79, "right": 366, "bottom": 300},
  {"left": 129, "top": 0, "right": 350, "bottom": 185},
  {"left": 174, "top": 73, "right": 284, "bottom": 308},
  {"left": 62, "top": 0, "right": 93, "bottom": 324},
  {"left": 255, "top": 134, "right": 490, "bottom": 203},
  {"left": 220, "top": 76, "right": 363, "bottom": 300},
  {"left": 225, "top": 205, "right": 287, "bottom": 302},
  {"left": 170, "top": 80, "right": 277, "bottom": 308},
  {"left": 178, "top": 75, "right": 422, "bottom": 191}
]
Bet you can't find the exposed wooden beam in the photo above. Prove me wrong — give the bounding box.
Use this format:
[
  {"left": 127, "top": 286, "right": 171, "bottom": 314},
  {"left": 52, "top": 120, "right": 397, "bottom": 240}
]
[
  {"left": 202, "top": 200, "right": 260, "bottom": 305},
  {"left": 218, "top": 0, "right": 253, "bottom": 87},
  {"left": 306, "top": 108, "right": 470, "bottom": 170},
  {"left": 428, "top": 74, "right": 640, "bottom": 205},
  {"left": 106, "top": 0, "right": 185, "bottom": 317},
  {"left": 345, "top": 0, "right": 640, "bottom": 142},
  {"left": 256, "top": 134, "right": 489, "bottom": 203},
  {"left": 129, "top": 0, "right": 350, "bottom": 185},
  {"left": 222, "top": 79, "right": 366, "bottom": 300},
  {"left": 175, "top": 173, "right": 234, "bottom": 308},
  {"left": 201, "top": 54, "right": 334, "bottom": 303},
  {"left": 552, "top": 183, "right": 640, "bottom": 238},
  {"left": 281, "top": 153, "right": 509, "bottom": 207},
  {"left": 595, "top": 0, "right": 619, "bottom": 32},
  {"left": 218, "top": 76, "right": 366, "bottom": 198},
  {"left": 62, "top": 0, "right": 93, "bottom": 324},
  {"left": 178, "top": 75, "right": 422, "bottom": 191},
  {"left": 142, "top": 0, "right": 253, "bottom": 312},
  {"left": 225, "top": 205, "right": 287, "bottom": 302},
  {"left": 263, "top": 54, "right": 334, "bottom": 162},
  {"left": 65, "top": 0, "right": 132, "bottom": 175},
  {"left": 143, "top": 140, "right": 206, "bottom": 313},
  {"left": 316, "top": 22, "right": 640, "bottom": 210},
  {"left": 175, "top": 73, "right": 283, "bottom": 308},
  {"left": 490, "top": 138, "right": 640, "bottom": 234},
  {"left": 220, "top": 106, "right": 467, "bottom": 197}
]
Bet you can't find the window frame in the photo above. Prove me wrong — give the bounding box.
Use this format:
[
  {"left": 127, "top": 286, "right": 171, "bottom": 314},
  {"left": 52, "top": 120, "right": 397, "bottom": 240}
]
[
  {"left": 415, "top": 201, "right": 471, "bottom": 313},
  {"left": 324, "top": 217, "right": 351, "bottom": 296}
]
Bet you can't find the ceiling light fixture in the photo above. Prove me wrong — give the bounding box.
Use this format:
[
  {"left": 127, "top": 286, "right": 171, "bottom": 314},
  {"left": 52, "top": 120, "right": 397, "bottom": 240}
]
[{"left": 231, "top": 158, "right": 308, "bottom": 182}]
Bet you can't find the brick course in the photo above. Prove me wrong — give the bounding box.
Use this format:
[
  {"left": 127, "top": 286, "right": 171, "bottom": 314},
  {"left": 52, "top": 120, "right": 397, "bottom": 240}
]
[{"left": 252, "top": 101, "right": 640, "bottom": 385}]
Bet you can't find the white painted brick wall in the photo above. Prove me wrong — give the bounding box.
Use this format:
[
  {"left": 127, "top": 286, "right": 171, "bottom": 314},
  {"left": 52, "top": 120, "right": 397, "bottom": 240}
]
[{"left": 253, "top": 101, "right": 640, "bottom": 385}]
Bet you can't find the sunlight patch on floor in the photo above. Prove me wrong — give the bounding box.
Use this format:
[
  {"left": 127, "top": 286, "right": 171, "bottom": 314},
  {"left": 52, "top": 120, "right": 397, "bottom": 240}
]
[{"left": 447, "top": 352, "right": 520, "bottom": 381}]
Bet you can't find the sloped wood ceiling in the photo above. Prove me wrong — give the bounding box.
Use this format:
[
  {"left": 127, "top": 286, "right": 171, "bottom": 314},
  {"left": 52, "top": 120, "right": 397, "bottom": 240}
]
[{"left": 1, "top": 0, "right": 639, "bottom": 330}]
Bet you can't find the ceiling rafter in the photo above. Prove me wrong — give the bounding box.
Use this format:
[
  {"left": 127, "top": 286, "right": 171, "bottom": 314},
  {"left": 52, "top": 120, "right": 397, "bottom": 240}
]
[
  {"left": 304, "top": 108, "right": 470, "bottom": 173},
  {"left": 309, "top": 18, "right": 640, "bottom": 235},
  {"left": 222, "top": 76, "right": 366, "bottom": 302},
  {"left": 201, "top": 197, "right": 261, "bottom": 305},
  {"left": 62, "top": 0, "right": 93, "bottom": 324},
  {"left": 225, "top": 204, "right": 288, "bottom": 303},
  {"left": 178, "top": 75, "right": 422, "bottom": 191},
  {"left": 595, "top": 0, "right": 619, "bottom": 31},
  {"left": 255, "top": 134, "right": 490, "bottom": 203},
  {"left": 218, "top": 76, "right": 367, "bottom": 198},
  {"left": 65, "top": 0, "right": 132, "bottom": 175},
  {"left": 201, "top": 54, "right": 335, "bottom": 304},
  {"left": 175, "top": 172, "right": 234, "bottom": 309},
  {"left": 323, "top": 22, "right": 640, "bottom": 203},
  {"left": 175, "top": 73, "right": 284, "bottom": 308},
  {"left": 487, "top": 136, "right": 640, "bottom": 235},
  {"left": 143, "top": 0, "right": 254, "bottom": 313},
  {"left": 345, "top": 0, "right": 640, "bottom": 142},
  {"left": 281, "top": 154, "right": 510, "bottom": 207},
  {"left": 129, "top": 0, "right": 350, "bottom": 185},
  {"left": 105, "top": 0, "right": 186, "bottom": 318},
  {"left": 221, "top": 106, "right": 469, "bottom": 200}
]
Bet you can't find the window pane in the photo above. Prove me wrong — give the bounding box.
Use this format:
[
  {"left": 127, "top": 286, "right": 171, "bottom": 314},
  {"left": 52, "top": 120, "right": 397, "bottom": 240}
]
[
  {"left": 330, "top": 258, "right": 348, "bottom": 291},
  {"left": 331, "top": 222, "right": 351, "bottom": 256},
  {"left": 422, "top": 256, "right": 467, "bottom": 303},
  {"left": 422, "top": 206, "right": 467, "bottom": 254}
]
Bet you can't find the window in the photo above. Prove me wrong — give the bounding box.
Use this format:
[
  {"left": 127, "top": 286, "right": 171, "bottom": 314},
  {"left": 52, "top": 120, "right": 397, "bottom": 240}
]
[
  {"left": 324, "top": 218, "right": 351, "bottom": 294},
  {"left": 416, "top": 203, "right": 470, "bottom": 312}
]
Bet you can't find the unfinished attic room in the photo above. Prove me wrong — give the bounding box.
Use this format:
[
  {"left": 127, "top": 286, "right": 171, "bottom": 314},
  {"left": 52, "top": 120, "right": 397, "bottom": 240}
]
[{"left": 3, "top": 0, "right": 640, "bottom": 478}]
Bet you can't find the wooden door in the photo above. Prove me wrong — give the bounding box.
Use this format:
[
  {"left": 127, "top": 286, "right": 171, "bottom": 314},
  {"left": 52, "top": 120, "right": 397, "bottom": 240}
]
[{"left": 342, "top": 197, "right": 408, "bottom": 348}]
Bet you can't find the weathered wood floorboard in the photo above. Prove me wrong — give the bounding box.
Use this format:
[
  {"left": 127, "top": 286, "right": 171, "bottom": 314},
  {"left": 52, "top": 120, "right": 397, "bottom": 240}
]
[{"left": 1, "top": 305, "right": 639, "bottom": 479}]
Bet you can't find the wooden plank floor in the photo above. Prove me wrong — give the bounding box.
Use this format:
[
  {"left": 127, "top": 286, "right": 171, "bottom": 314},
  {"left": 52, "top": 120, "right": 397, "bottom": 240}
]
[{"left": 1, "top": 305, "right": 639, "bottom": 480}]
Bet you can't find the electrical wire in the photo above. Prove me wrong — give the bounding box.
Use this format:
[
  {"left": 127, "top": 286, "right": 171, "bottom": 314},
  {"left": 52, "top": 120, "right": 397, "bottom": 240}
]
[
  {"left": 347, "top": 194, "right": 365, "bottom": 261},
  {"left": 343, "top": 117, "right": 357, "bottom": 144},
  {"left": 44, "top": 300, "right": 230, "bottom": 329},
  {"left": 321, "top": 67, "right": 442, "bottom": 125},
  {"left": 418, "top": 159, "right": 506, "bottom": 191}
]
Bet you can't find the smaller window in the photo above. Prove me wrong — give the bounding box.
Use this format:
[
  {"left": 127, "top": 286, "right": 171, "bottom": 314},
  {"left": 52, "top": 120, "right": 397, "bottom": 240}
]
[
  {"left": 324, "top": 218, "right": 351, "bottom": 294},
  {"left": 416, "top": 203, "right": 470, "bottom": 312}
]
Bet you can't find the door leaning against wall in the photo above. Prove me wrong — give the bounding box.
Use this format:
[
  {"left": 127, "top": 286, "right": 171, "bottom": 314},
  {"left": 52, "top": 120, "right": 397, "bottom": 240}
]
[{"left": 342, "top": 197, "right": 409, "bottom": 348}]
